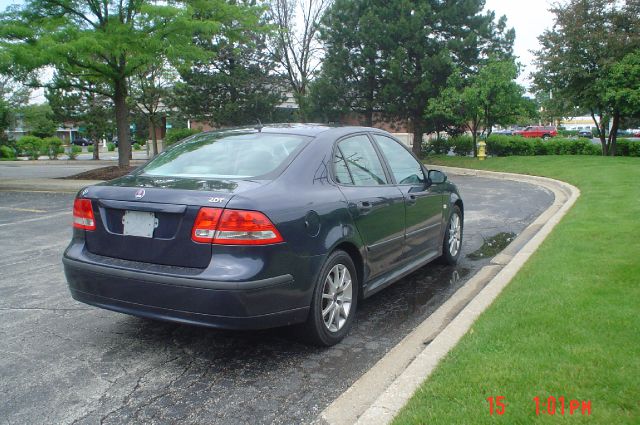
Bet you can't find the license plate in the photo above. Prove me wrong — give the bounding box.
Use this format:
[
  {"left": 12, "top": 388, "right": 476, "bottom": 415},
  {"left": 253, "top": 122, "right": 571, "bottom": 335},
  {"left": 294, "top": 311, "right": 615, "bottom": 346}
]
[{"left": 122, "top": 210, "right": 157, "bottom": 238}]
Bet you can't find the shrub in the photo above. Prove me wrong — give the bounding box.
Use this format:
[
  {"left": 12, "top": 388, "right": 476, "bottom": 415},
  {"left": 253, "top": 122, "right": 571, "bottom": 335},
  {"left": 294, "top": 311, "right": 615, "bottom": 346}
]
[
  {"left": 68, "top": 145, "right": 82, "bottom": 160},
  {"left": 164, "top": 128, "right": 202, "bottom": 147},
  {"left": 423, "top": 137, "right": 450, "bottom": 155},
  {"left": 107, "top": 142, "right": 116, "bottom": 152},
  {"left": 449, "top": 135, "right": 474, "bottom": 156},
  {"left": 16, "top": 136, "right": 44, "bottom": 160},
  {"left": 133, "top": 143, "right": 141, "bottom": 150},
  {"left": 42, "top": 137, "right": 63, "bottom": 160},
  {"left": 87, "top": 145, "right": 94, "bottom": 153},
  {"left": 0, "top": 145, "right": 15, "bottom": 159}
]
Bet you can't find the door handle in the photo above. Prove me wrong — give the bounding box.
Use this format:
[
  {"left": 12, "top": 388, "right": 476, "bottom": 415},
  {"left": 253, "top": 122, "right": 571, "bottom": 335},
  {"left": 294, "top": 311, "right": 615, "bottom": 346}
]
[
  {"left": 406, "top": 194, "right": 417, "bottom": 206},
  {"left": 357, "top": 201, "right": 373, "bottom": 213}
]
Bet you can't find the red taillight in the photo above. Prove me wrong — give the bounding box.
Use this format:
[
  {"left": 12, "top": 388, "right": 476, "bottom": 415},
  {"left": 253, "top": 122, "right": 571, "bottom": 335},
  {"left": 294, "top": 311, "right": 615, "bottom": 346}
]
[
  {"left": 192, "top": 207, "right": 223, "bottom": 243},
  {"left": 73, "top": 198, "right": 96, "bottom": 230},
  {"left": 191, "top": 207, "right": 284, "bottom": 245}
]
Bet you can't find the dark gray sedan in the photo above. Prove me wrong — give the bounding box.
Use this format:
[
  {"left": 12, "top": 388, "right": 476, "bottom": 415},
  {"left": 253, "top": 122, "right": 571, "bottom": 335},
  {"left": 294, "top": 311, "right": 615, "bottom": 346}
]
[{"left": 63, "top": 124, "right": 463, "bottom": 345}]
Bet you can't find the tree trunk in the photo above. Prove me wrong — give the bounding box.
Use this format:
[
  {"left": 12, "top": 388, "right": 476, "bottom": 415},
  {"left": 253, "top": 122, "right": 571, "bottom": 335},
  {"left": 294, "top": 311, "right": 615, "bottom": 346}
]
[
  {"left": 411, "top": 118, "right": 424, "bottom": 157},
  {"left": 608, "top": 110, "right": 620, "bottom": 156},
  {"left": 150, "top": 117, "right": 158, "bottom": 157},
  {"left": 590, "top": 109, "right": 608, "bottom": 156},
  {"left": 114, "top": 78, "right": 131, "bottom": 167},
  {"left": 91, "top": 132, "right": 99, "bottom": 160}
]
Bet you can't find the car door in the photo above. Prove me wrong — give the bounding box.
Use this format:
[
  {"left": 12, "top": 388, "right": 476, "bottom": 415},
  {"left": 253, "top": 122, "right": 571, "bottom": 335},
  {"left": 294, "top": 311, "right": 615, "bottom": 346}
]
[
  {"left": 334, "top": 134, "right": 406, "bottom": 279},
  {"left": 371, "top": 134, "right": 443, "bottom": 261}
]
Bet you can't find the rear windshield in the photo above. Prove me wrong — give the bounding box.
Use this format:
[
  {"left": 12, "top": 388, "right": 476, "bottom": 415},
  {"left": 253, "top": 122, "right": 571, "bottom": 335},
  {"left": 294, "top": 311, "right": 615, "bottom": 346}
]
[{"left": 141, "top": 131, "right": 309, "bottom": 179}]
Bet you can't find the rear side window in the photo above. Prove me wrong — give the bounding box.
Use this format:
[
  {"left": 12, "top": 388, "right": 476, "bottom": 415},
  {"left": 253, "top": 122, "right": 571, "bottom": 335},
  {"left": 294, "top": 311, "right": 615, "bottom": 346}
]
[
  {"left": 142, "top": 132, "right": 308, "bottom": 179},
  {"left": 372, "top": 134, "right": 425, "bottom": 185},
  {"left": 336, "top": 135, "right": 387, "bottom": 185}
]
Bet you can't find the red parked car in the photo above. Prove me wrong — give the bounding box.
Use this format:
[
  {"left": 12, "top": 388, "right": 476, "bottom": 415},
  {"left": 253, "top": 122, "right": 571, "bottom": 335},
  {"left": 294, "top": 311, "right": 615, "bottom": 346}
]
[{"left": 513, "top": 126, "right": 558, "bottom": 140}]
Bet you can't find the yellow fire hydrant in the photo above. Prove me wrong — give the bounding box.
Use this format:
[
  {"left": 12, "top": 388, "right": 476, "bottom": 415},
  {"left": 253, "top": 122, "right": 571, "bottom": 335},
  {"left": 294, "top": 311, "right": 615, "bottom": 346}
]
[{"left": 477, "top": 140, "right": 487, "bottom": 161}]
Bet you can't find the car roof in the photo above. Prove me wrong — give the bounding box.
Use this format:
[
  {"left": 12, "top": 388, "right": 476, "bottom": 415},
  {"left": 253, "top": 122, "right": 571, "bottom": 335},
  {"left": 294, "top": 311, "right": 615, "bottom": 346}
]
[{"left": 197, "top": 123, "right": 391, "bottom": 138}]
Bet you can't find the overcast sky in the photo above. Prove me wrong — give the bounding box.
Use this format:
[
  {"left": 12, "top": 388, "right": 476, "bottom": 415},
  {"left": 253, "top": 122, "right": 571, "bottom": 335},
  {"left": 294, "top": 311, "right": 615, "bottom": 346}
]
[{"left": 0, "top": 0, "right": 556, "bottom": 98}]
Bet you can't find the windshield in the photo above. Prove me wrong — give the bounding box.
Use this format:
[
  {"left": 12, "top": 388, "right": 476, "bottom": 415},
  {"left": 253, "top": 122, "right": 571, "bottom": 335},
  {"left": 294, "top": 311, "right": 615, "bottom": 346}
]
[{"left": 141, "top": 131, "right": 309, "bottom": 179}]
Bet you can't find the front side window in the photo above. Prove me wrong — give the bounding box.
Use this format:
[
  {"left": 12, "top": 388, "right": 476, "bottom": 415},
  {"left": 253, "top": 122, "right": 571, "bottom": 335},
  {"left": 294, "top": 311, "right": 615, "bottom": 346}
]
[
  {"left": 141, "top": 132, "right": 308, "bottom": 179},
  {"left": 336, "top": 135, "right": 387, "bottom": 186},
  {"left": 372, "top": 134, "right": 425, "bottom": 185}
]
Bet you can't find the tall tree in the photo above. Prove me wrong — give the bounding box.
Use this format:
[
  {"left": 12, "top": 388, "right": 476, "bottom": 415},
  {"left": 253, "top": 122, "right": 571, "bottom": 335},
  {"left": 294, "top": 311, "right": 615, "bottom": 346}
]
[
  {"left": 173, "top": 5, "right": 283, "bottom": 128},
  {"left": 269, "top": 0, "right": 330, "bottom": 120},
  {"left": 314, "top": 0, "right": 386, "bottom": 126},
  {"left": 533, "top": 0, "right": 640, "bottom": 155},
  {"left": 0, "top": 0, "right": 262, "bottom": 167},
  {"left": 131, "top": 62, "right": 174, "bottom": 156},
  {"left": 380, "top": 1, "right": 515, "bottom": 155},
  {"left": 47, "top": 83, "right": 112, "bottom": 160}
]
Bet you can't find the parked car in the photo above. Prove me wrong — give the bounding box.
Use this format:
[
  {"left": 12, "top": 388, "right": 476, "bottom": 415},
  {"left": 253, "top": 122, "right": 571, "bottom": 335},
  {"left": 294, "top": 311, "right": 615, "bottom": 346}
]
[
  {"left": 63, "top": 125, "right": 464, "bottom": 346},
  {"left": 72, "top": 137, "right": 92, "bottom": 146},
  {"left": 513, "top": 126, "right": 558, "bottom": 139},
  {"left": 492, "top": 129, "right": 514, "bottom": 136},
  {"left": 578, "top": 130, "right": 594, "bottom": 138}
]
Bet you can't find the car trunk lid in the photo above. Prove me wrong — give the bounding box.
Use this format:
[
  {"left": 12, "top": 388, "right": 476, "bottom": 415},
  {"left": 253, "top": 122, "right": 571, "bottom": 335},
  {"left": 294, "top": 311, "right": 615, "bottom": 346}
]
[{"left": 82, "top": 175, "right": 265, "bottom": 268}]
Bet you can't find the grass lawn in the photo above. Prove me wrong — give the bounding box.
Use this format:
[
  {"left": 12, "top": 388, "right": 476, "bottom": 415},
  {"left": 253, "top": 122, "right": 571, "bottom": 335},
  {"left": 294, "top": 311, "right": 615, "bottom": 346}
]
[{"left": 393, "top": 156, "right": 640, "bottom": 424}]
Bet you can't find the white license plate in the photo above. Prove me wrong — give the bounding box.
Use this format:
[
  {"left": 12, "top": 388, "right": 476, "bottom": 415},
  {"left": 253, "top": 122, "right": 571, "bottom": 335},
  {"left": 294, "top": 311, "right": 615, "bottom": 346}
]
[{"left": 122, "top": 210, "right": 156, "bottom": 238}]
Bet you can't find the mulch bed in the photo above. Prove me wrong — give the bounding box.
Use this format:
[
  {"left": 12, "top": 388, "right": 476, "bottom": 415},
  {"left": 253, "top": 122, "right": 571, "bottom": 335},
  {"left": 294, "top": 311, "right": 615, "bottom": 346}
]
[{"left": 64, "top": 166, "right": 138, "bottom": 180}]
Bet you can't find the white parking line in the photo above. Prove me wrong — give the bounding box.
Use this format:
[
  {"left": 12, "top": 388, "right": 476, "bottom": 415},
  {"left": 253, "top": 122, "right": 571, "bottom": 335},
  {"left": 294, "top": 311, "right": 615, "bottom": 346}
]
[{"left": 0, "top": 211, "right": 69, "bottom": 227}]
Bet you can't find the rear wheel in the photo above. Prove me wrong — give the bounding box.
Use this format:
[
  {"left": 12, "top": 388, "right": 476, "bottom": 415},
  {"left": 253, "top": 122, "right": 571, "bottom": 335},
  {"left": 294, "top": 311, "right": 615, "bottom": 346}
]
[
  {"left": 302, "top": 250, "right": 358, "bottom": 346},
  {"left": 440, "top": 205, "right": 463, "bottom": 265}
]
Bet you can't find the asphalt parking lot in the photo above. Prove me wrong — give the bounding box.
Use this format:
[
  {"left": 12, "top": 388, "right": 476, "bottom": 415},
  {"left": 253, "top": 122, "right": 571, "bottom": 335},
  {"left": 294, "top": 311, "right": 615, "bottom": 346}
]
[{"left": 0, "top": 176, "right": 553, "bottom": 424}]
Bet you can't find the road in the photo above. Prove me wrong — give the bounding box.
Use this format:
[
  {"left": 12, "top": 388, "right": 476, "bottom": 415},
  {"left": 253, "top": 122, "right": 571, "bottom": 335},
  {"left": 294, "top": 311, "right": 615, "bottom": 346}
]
[{"left": 0, "top": 176, "right": 553, "bottom": 424}]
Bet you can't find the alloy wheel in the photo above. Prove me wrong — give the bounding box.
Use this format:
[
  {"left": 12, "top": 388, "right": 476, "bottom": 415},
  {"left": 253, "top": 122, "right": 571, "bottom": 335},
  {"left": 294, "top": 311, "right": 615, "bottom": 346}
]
[
  {"left": 321, "top": 264, "right": 353, "bottom": 332},
  {"left": 448, "top": 212, "right": 461, "bottom": 257}
]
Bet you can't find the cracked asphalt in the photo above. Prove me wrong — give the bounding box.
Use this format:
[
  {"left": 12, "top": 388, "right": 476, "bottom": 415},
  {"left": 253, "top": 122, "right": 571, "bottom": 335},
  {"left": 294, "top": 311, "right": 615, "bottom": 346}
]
[{"left": 0, "top": 175, "right": 553, "bottom": 425}]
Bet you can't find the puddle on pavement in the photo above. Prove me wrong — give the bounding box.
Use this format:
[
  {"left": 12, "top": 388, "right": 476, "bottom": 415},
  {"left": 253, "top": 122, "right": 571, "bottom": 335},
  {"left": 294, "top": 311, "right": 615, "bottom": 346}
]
[{"left": 467, "top": 232, "right": 516, "bottom": 260}]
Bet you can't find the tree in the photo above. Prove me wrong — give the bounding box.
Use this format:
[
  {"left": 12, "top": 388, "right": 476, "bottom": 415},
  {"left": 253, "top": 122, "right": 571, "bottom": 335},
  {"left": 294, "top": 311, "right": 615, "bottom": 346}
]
[
  {"left": 173, "top": 5, "right": 284, "bottom": 128},
  {"left": 428, "top": 59, "right": 528, "bottom": 155},
  {"left": 21, "top": 104, "right": 57, "bottom": 138},
  {"left": 533, "top": 0, "right": 640, "bottom": 155},
  {"left": 603, "top": 50, "right": 640, "bottom": 122},
  {"left": 0, "top": 0, "right": 262, "bottom": 167},
  {"left": 312, "top": 0, "right": 514, "bottom": 155},
  {"left": 47, "top": 82, "right": 112, "bottom": 160},
  {"left": 131, "top": 62, "right": 174, "bottom": 156},
  {"left": 0, "top": 76, "right": 30, "bottom": 109},
  {"left": 313, "top": 0, "right": 386, "bottom": 126},
  {"left": 269, "top": 0, "right": 330, "bottom": 120}
]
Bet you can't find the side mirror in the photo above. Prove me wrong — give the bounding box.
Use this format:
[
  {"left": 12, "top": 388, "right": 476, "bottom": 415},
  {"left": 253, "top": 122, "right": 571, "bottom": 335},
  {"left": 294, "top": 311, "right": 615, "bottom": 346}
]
[{"left": 428, "top": 169, "right": 447, "bottom": 184}]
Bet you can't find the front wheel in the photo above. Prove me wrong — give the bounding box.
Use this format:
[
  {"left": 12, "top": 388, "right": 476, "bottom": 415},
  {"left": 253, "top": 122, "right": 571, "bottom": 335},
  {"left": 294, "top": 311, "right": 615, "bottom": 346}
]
[
  {"left": 440, "top": 205, "right": 463, "bottom": 265},
  {"left": 301, "top": 250, "right": 358, "bottom": 346}
]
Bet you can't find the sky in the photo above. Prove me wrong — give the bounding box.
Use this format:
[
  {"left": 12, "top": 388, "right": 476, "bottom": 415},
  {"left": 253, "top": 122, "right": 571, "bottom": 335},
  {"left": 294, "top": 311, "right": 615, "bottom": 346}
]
[{"left": 0, "top": 0, "right": 557, "bottom": 99}]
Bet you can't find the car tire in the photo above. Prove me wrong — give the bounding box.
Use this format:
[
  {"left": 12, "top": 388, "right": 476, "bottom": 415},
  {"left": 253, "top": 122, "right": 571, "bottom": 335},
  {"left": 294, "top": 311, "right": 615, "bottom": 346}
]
[
  {"left": 542, "top": 134, "right": 550, "bottom": 140},
  {"left": 440, "top": 205, "right": 463, "bottom": 265},
  {"left": 301, "top": 250, "right": 358, "bottom": 346}
]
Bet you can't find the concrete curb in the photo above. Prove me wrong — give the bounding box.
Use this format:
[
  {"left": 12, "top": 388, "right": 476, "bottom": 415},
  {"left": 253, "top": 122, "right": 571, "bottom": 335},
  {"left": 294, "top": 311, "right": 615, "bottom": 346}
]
[
  {"left": 319, "top": 166, "right": 580, "bottom": 425},
  {"left": 0, "top": 178, "right": 104, "bottom": 193}
]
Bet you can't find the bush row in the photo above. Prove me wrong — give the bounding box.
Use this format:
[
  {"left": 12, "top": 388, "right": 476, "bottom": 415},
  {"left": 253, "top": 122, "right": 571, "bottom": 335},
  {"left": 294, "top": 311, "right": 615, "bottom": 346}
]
[
  {"left": 14, "top": 136, "right": 66, "bottom": 160},
  {"left": 424, "top": 135, "right": 640, "bottom": 157},
  {"left": 485, "top": 135, "right": 602, "bottom": 156}
]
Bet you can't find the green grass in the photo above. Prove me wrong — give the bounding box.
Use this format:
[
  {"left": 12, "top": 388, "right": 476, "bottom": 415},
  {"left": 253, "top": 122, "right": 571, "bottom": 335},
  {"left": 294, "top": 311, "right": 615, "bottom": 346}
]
[{"left": 394, "top": 156, "right": 640, "bottom": 424}]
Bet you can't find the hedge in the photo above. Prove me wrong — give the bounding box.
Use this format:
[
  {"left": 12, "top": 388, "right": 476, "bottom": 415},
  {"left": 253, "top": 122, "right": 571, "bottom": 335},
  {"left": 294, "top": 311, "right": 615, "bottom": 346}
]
[
  {"left": 164, "top": 128, "right": 202, "bottom": 147},
  {"left": 486, "top": 135, "right": 602, "bottom": 157}
]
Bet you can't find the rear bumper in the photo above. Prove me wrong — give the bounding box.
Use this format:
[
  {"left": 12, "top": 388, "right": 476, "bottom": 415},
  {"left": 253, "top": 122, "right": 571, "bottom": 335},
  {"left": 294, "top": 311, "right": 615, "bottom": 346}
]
[{"left": 62, "top": 255, "right": 310, "bottom": 330}]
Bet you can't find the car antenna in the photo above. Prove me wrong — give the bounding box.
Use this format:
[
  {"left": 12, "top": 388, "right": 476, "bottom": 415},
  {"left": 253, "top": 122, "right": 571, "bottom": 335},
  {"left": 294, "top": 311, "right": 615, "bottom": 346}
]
[{"left": 255, "top": 119, "right": 263, "bottom": 132}]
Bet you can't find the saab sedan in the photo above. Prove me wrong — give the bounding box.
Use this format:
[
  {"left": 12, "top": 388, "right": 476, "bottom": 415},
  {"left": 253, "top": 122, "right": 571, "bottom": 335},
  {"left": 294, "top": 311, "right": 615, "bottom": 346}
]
[{"left": 63, "top": 124, "right": 463, "bottom": 346}]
